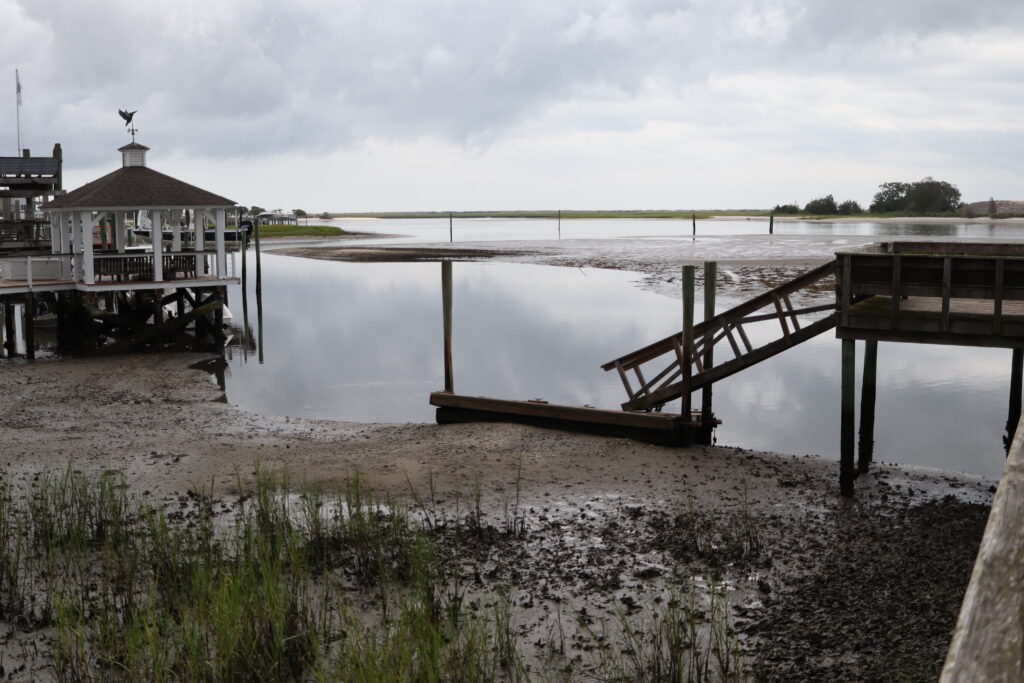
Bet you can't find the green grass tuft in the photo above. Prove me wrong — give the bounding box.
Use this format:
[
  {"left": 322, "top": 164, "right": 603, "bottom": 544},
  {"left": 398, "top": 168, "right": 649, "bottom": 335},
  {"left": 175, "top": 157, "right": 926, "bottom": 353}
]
[{"left": 257, "top": 224, "right": 346, "bottom": 237}]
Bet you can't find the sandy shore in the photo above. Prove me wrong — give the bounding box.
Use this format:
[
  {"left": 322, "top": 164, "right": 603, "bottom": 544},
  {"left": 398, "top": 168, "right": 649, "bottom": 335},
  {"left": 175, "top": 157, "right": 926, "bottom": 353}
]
[{"left": 0, "top": 353, "right": 995, "bottom": 679}]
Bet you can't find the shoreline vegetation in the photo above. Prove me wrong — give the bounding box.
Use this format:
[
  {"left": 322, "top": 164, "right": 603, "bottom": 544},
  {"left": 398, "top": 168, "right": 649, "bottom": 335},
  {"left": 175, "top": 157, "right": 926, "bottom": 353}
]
[
  {"left": 257, "top": 224, "right": 346, "bottom": 238},
  {"left": 324, "top": 209, "right": 1022, "bottom": 221}
]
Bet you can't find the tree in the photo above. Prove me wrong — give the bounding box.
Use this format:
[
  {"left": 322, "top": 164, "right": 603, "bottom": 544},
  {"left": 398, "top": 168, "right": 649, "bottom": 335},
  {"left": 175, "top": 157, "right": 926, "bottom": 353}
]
[
  {"left": 837, "top": 199, "right": 863, "bottom": 215},
  {"left": 904, "top": 177, "right": 961, "bottom": 214},
  {"left": 249, "top": 206, "right": 266, "bottom": 216},
  {"left": 772, "top": 203, "right": 800, "bottom": 214},
  {"left": 319, "top": 211, "right": 331, "bottom": 220},
  {"left": 804, "top": 194, "right": 838, "bottom": 215},
  {"left": 870, "top": 182, "right": 910, "bottom": 213}
]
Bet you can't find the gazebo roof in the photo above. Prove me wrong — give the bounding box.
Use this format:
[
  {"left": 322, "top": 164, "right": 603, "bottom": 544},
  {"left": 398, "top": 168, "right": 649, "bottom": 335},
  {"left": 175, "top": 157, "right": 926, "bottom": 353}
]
[{"left": 43, "top": 165, "right": 234, "bottom": 210}]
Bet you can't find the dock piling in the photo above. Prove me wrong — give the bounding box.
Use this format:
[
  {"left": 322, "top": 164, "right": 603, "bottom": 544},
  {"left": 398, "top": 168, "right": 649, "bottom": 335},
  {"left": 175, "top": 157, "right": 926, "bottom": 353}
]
[
  {"left": 1006, "top": 348, "right": 1023, "bottom": 452},
  {"left": 24, "top": 293, "right": 34, "bottom": 360},
  {"left": 841, "top": 338, "right": 856, "bottom": 495},
  {"left": 4, "top": 300, "right": 16, "bottom": 357},
  {"left": 682, "top": 265, "right": 695, "bottom": 419},
  {"left": 858, "top": 340, "right": 877, "bottom": 473},
  {"left": 769, "top": 213, "right": 774, "bottom": 235},
  {"left": 700, "top": 261, "right": 717, "bottom": 441},
  {"left": 442, "top": 261, "right": 454, "bottom": 392}
]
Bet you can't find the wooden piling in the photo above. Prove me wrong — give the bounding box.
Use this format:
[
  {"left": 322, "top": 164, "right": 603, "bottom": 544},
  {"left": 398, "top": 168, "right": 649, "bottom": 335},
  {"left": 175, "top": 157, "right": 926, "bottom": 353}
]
[
  {"left": 3, "top": 300, "right": 15, "bottom": 358},
  {"left": 557, "top": 209, "right": 561, "bottom": 239},
  {"left": 449, "top": 212, "right": 453, "bottom": 243},
  {"left": 841, "top": 338, "right": 856, "bottom": 496},
  {"left": 152, "top": 290, "right": 164, "bottom": 351},
  {"left": 254, "top": 217, "right": 263, "bottom": 298},
  {"left": 24, "top": 293, "right": 34, "bottom": 360},
  {"left": 442, "top": 260, "right": 454, "bottom": 392},
  {"left": 691, "top": 213, "right": 696, "bottom": 237},
  {"left": 701, "top": 261, "right": 717, "bottom": 438},
  {"left": 858, "top": 340, "right": 877, "bottom": 473},
  {"left": 1007, "top": 348, "right": 1023, "bottom": 450},
  {"left": 769, "top": 213, "right": 774, "bottom": 235},
  {"left": 682, "top": 265, "right": 695, "bottom": 419}
]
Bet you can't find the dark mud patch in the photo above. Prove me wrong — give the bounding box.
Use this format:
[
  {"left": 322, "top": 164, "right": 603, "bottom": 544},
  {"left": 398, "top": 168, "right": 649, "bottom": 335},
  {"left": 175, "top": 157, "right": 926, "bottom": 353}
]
[{"left": 746, "top": 496, "right": 989, "bottom": 681}]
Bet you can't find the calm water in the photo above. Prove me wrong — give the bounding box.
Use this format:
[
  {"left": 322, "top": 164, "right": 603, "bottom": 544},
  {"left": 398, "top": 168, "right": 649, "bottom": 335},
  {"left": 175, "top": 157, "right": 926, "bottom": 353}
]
[{"left": 223, "top": 221, "right": 1022, "bottom": 479}]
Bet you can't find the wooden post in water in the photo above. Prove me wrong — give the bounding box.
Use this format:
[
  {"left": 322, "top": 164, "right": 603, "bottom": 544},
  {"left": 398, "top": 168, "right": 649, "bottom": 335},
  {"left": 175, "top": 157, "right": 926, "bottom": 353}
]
[
  {"left": 442, "top": 260, "right": 454, "bottom": 392},
  {"left": 769, "top": 213, "right": 774, "bottom": 235},
  {"left": 449, "top": 212, "right": 453, "bottom": 243},
  {"left": 3, "top": 300, "right": 15, "bottom": 358},
  {"left": 701, "top": 262, "right": 716, "bottom": 435},
  {"left": 857, "top": 340, "right": 877, "bottom": 473},
  {"left": 254, "top": 217, "right": 263, "bottom": 298},
  {"left": 691, "top": 213, "right": 696, "bottom": 238},
  {"left": 840, "top": 338, "right": 856, "bottom": 496},
  {"left": 24, "top": 293, "right": 34, "bottom": 360},
  {"left": 1006, "top": 348, "right": 1024, "bottom": 451},
  {"left": 557, "top": 209, "right": 561, "bottom": 239},
  {"left": 682, "top": 265, "right": 695, "bottom": 420}
]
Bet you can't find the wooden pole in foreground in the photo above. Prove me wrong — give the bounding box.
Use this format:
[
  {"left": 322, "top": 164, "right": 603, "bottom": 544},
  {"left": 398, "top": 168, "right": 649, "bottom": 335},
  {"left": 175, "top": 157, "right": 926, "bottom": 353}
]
[
  {"left": 840, "top": 338, "right": 856, "bottom": 496},
  {"left": 1006, "top": 348, "right": 1023, "bottom": 452},
  {"left": 442, "top": 260, "right": 454, "bottom": 392},
  {"left": 769, "top": 213, "right": 774, "bottom": 235},
  {"left": 858, "top": 340, "right": 877, "bottom": 473},
  {"left": 701, "top": 262, "right": 716, "bottom": 430},
  {"left": 682, "top": 265, "right": 695, "bottom": 419}
]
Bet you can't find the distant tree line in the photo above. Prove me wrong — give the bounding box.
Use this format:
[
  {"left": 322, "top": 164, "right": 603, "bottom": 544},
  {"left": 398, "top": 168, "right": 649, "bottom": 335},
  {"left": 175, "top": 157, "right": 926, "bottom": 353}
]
[{"left": 774, "top": 177, "right": 962, "bottom": 216}]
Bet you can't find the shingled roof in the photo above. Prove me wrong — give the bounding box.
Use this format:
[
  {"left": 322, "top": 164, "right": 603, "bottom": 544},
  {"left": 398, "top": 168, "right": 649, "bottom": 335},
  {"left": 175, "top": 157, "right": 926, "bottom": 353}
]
[{"left": 43, "top": 165, "right": 234, "bottom": 210}]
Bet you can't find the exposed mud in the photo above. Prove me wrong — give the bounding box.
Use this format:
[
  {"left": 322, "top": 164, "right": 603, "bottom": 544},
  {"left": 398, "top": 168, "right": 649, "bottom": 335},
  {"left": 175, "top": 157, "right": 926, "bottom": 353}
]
[{"left": 0, "top": 355, "right": 994, "bottom": 679}]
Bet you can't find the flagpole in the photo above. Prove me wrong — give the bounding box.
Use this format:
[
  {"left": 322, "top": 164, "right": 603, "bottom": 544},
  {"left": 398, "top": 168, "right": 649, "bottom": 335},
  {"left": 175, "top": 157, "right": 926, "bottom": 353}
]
[{"left": 15, "top": 69, "right": 22, "bottom": 155}]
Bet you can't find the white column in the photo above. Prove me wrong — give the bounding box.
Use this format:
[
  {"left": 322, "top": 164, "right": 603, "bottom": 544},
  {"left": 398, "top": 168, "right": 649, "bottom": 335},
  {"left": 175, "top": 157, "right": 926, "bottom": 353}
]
[
  {"left": 115, "top": 212, "right": 126, "bottom": 253},
  {"left": 49, "top": 211, "right": 60, "bottom": 254},
  {"left": 71, "top": 211, "right": 82, "bottom": 281},
  {"left": 215, "top": 208, "right": 226, "bottom": 277},
  {"left": 80, "top": 211, "right": 95, "bottom": 285},
  {"left": 194, "top": 209, "right": 205, "bottom": 252},
  {"left": 152, "top": 210, "right": 163, "bottom": 282},
  {"left": 171, "top": 211, "right": 182, "bottom": 252}
]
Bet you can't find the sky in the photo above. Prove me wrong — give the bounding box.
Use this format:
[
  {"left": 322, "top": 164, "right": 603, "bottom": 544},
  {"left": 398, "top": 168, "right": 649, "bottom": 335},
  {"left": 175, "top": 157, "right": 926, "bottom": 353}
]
[{"left": 2, "top": 0, "right": 1023, "bottom": 212}]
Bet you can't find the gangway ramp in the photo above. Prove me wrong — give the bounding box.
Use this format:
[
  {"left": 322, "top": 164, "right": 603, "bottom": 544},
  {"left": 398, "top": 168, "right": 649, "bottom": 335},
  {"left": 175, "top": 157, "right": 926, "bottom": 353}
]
[{"left": 602, "top": 261, "right": 841, "bottom": 412}]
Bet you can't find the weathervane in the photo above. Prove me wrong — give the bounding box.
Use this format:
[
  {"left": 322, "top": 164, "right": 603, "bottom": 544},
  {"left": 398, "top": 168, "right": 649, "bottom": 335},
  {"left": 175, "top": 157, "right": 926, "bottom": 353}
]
[{"left": 118, "top": 109, "right": 138, "bottom": 142}]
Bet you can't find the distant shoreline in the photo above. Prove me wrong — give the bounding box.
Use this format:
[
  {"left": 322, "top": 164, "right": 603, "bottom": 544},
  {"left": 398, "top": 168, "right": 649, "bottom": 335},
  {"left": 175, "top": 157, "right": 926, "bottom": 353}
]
[{"left": 327, "top": 210, "right": 1024, "bottom": 224}]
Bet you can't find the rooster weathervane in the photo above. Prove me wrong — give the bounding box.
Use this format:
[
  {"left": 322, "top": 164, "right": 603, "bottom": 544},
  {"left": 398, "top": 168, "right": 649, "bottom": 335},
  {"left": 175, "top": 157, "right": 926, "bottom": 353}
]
[{"left": 119, "top": 109, "right": 138, "bottom": 142}]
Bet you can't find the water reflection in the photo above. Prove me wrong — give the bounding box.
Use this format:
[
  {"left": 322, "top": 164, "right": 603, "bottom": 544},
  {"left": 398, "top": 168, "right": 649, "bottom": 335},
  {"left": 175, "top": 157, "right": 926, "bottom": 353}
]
[{"left": 225, "top": 251, "right": 1012, "bottom": 478}]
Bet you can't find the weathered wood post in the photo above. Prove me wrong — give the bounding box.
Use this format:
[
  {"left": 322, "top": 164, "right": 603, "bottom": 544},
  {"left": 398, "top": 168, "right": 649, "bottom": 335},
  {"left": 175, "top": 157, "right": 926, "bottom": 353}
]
[
  {"left": 682, "top": 265, "right": 695, "bottom": 419},
  {"left": 1006, "top": 348, "right": 1024, "bottom": 452},
  {"left": 442, "top": 260, "right": 454, "bottom": 392},
  {"left": 449, "top": 212, "right": 453, "bottom": 243},
  {"left": 769, "top": 213, "right": 774, "bottom": 235},
  {"left": 557, "top": 209, "right": 561, "bottom": 239},
  {"left": 254, "top": 217, "right": 263, "bottom": 298},
  {"left": 152, "top": 289, "right": 164, "bottom": 351},
  {"left": 700, "top": 261, "right": 717, "bottom": 441},
  {"left": 4, "top": 300, "right": 16, "bottom": 357},
  {"left": 24, "top": 293, "right": 34, "bottom": 360},
  {"left": 841, "top": 338, "right": 856, "bottom": 495},
  {"left": 691, "top": 213, "right": 696, "bottom": 237},
  {"left": 858, "top": 340, "right": 878, "bottom": 473}
]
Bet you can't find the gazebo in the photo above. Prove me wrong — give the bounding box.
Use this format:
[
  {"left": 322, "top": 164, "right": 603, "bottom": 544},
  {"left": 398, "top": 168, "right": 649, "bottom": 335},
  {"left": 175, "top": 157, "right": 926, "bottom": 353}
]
[{"left": 40, "top": 141, "right": 239, "bottom": 290}]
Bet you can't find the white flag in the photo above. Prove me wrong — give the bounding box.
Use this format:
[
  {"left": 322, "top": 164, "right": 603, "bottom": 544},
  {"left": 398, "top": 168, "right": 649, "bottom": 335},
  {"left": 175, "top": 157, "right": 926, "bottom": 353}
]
[{"left": 15, "top": 69, "right": 21, "bottom": 106}]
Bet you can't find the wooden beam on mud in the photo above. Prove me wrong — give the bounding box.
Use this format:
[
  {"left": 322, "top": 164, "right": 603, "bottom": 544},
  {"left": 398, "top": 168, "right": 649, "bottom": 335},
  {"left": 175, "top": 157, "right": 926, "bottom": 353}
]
[{"left": 430, "top": 392, "right": 717, "bottom": 446}]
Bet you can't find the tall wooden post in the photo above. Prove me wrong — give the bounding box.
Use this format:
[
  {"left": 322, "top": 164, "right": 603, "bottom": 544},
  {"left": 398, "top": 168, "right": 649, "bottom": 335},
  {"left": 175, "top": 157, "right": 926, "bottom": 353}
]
[
  {"left": 858, "top": 340, "right": 878, "bottom": 473},
  {"left": 840, "top": 338, "right": 856, "bottom": 496},
  {"left": 1006, "top": 348, "right": 1024, "bottom": 452},
  {"left": 152, "top": 289, "right": 164, "bottom": 351},
  {"left": 442, "top": 260, "right": 454, "bottom": 393},
  {"left": 3, "top": 300, "right": 15, "bottom": 358},
  {"left": 449, "top": 212, "right": 453, "bottom": 243},
  {"left": 769, "top": 213, "right": 774, "bottom": 235},
  {"left": 254, "top": 217, "right": 263, "bottom": 298},
  {"left": 701, "top": 262, "right": 717, "bottom": 436},
  {"left": 24, "top": 293, "right": 34, "bottom": 360},
  {"left": 691, "top": 213, "right": 696, "bottom": 237},
  {"left": 682, "top": 265, "right": 695, "bottom": 419},
  {"left": 557, "top": 209, "right": 561, "bottom": 239}
]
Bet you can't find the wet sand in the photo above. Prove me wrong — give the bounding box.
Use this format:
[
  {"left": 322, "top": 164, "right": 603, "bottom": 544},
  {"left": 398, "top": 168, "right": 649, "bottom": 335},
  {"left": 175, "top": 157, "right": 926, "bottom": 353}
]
[{"left": 0, "top": 353, "right": 994, "bottom": 679}]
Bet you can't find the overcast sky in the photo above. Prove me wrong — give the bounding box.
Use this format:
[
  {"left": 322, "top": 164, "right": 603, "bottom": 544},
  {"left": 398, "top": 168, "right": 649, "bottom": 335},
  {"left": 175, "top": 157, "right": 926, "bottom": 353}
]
[{"left": 3, "top": 0, "right": 1022, "bottom": 212}]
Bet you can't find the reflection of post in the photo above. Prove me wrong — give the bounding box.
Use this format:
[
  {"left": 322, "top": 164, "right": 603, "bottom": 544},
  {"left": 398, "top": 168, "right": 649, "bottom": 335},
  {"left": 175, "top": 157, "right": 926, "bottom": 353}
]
[
  {"left": 257, "top": 281, "right": 264, "bottom": 364},
  {"left": 681, "top": 265, "right": 695, "bottom": 419},
  {"left": 442, "top": 260, "right": 454, "bottom": 392},
  {"left": 858, "top": 340, "right": 878, "bottom": 473},
  {"left": 1006, "top": 348, "right": 1023, "bottom": 453},
  {"left": 701, "top": 262, "right": 716, "bottom": 431},
  {"left": 840, "top": 339, "right": 856, "bottom": 496}
]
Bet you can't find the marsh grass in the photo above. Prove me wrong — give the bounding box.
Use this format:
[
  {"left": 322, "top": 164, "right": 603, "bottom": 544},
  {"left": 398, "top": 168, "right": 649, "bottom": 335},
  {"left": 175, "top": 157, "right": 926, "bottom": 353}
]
[{"left": 0, "top": 466, "right": 748, "bottom": 681}]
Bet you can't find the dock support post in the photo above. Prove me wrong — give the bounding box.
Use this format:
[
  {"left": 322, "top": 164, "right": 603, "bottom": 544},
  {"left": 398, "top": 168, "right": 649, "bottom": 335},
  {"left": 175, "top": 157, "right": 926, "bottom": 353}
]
[
  {"left": 841, "top": 338, "right": 856, "bottom": 496},
  {"left": 700, "top": 261, "right": 717, "bottom": 442},
  {"left": 691, "top": 213, "right": 696, "bottom": 238},
  {"left": 682, "top": 265, "right": 695, "bottom": 420},
  {"left": 1006, "top": 348, "right": 1024, "bottom": 452},
  {"left": 442, "top": 260, "right": 454, "bottom": 392},
  {"left": 254, "top": 217, "right": 263, "bottom": 298},
  {"left": 24, "top": 293, "right": 34, "bottom": 360},
  {"left": 769, "top": 213, "right": 774, "bottom": 235},
  {"left": 152, "top": 289, "right": 164, "bottom": 351},
  {"left": 3, "top": 300, "right": 15, "bottom": 358},
  {"left": 858, "top": 340, "right": 877, "bottom": 473}
]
